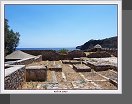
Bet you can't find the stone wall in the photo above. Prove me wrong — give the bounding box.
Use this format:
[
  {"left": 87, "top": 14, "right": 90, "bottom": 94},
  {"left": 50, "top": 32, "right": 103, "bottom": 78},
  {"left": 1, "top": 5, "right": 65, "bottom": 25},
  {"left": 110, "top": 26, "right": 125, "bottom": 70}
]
[
  {"left": 34, "top": 55, "right": 42, "bottom": 62},
  {"left": 22, "top": 50, "right": 86, "bottom": 61},
  {"left": 5, "top": 65, "right": 25, "bottom": 90},
  {"left": 4, "top": 55, "right": 42, "bottom": 90},
  {"left": 13, "top": 55, "right": 42, "bottom": 65}
]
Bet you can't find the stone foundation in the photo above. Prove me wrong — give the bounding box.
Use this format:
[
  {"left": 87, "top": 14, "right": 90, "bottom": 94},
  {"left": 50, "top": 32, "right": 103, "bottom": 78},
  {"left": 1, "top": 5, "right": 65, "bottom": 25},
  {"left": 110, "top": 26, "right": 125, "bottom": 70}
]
[
  {"left": 62, "top": 60, "right": 81, "bottom": 64},
  {"left": 48, "top": 65, "right": 62, "bottom": 72},
  {"left": 83, "top": 59, "right": 117, "bottom": 72},
  {"left": 83, "top": 61, "right": 113, "bottom": 71},
  {"left": 26, "top": 66, "right": 47, "bottom": 82},
  {"left": 73, "top": 64, "right": 91, "bottom": 72}
]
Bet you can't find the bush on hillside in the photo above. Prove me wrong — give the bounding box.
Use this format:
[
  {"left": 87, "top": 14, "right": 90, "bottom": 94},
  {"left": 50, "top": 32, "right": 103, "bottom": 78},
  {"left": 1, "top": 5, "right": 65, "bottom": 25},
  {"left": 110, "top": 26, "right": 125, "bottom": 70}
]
[{"left": 67, "top": 50, "right": 86, "bottom": 59}]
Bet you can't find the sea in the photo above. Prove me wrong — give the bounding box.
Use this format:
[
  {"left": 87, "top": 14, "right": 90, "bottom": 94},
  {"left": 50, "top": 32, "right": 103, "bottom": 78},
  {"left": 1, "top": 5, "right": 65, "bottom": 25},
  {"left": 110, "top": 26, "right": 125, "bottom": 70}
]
[{"left": 16, "top": 48, "right": 79, "bottom": 51}]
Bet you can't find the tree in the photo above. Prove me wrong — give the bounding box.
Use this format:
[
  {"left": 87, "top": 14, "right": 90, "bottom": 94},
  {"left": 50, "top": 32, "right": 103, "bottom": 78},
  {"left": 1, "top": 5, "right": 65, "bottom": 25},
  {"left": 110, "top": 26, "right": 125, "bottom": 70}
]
[{"left": 4, "top": 19, "right": 20, "bottom": 54}]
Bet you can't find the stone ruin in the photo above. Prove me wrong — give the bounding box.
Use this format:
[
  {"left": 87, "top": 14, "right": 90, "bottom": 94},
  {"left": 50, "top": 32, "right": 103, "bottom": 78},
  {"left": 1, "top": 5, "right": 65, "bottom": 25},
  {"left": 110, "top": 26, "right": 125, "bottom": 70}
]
[
  {"left": 4, "top": 50, "right": 118, "bottom": 90},
  {"left": 26, "top": 66, "right": 47, "bottom": 82}
]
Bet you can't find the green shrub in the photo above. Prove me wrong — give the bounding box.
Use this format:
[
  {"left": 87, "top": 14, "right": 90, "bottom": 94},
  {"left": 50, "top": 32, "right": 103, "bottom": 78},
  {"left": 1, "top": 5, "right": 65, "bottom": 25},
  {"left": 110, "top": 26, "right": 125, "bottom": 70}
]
[{"left": 58, "top": 48, "right": 68, "bottom": 55}]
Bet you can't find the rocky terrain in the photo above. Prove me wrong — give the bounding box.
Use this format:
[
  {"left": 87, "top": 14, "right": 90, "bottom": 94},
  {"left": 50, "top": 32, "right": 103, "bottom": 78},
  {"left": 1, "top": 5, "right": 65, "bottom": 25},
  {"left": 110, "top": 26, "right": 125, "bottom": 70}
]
[{"left": 76, "top": 36, "right": 117, "bottom": 50}]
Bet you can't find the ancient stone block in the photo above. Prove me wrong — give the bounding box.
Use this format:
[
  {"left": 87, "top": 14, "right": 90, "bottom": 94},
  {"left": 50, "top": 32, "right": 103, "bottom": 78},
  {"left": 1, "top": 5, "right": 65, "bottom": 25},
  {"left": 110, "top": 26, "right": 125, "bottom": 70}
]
[
  {"left": 73, "top": 64, "right": 91, "bottom": 72},
  {"left": 26, "top": 66, "right": 47, "bottom": 82}
]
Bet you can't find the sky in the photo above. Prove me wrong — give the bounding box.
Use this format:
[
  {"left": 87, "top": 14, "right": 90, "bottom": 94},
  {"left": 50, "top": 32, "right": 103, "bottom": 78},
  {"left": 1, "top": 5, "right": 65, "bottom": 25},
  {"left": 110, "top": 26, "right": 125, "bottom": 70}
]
[{"left": 5, "top": 5, "right": 117, "bottom": 48}]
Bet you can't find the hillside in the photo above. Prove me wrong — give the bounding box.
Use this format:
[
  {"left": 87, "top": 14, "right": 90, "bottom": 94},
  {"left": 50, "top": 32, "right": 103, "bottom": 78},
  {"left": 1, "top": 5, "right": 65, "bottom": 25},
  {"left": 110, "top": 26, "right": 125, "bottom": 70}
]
[{"left": 76, "top": 36, "right": 117, "bottom": 50}]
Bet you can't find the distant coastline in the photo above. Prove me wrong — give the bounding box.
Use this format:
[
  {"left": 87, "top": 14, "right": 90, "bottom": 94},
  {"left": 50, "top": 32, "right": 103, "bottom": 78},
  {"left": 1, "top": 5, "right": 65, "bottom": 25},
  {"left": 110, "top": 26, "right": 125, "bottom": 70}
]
[{"left": 16, "top": 48, "right": 79, "bottom": 51}]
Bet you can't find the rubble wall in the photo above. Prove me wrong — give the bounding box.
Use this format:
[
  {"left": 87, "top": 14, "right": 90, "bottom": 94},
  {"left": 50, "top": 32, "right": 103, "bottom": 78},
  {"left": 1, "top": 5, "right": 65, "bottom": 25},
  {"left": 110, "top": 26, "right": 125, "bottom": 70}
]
[{"left": 5, "top": 65, "right": 25, "bottom": 90}]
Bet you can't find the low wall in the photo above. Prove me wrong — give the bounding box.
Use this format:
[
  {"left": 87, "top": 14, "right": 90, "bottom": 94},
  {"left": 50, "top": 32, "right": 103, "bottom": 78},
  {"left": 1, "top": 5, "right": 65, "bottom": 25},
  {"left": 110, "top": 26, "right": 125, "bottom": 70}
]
[
  {"left": 83, "top": 61, "right": 117, "bottom": 72},
  {"left": 22, "top": 50, "right": 86, "bottom": 61},
  {"left": 13, "top": 55, "right": 42, "bottom": 65},
  {"left": 34, "top": 55, "right": 42, "bottom": 62},
  {"left": 5, "top": 65, "right": 25, "bottom": 90}
]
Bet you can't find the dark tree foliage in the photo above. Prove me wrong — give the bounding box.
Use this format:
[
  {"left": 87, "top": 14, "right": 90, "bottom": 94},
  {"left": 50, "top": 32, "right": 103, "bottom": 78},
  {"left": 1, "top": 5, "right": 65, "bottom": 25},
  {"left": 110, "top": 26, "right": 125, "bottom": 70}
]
[{"left": 4, "top": 19, "right": 20, "bottom": 54}]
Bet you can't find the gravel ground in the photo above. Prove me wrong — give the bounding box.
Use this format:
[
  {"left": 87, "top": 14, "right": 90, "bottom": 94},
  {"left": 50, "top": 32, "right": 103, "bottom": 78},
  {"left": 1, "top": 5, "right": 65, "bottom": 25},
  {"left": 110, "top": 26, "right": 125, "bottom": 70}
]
[
  {"left": 22, "top": 82, "right": 47, "bottom": 90},
  {"left": 57, "top": 82, "right": 73, "bottom": 89},
  {"left": 72, "top": 81, "right": 97, "bottom": 89},
  {"left": 94, "top": 81, "right": 117, "bottom": 90},
  {"left": 97, "top": 70, "right": 118, "bottom": 82},
  {"left": 65, "top": 72, "right": 84, "bottom": 81},
  {"left": 62, "top": 64, "right": 76, "bottom": 73},
  {"left": 47, "top": 70, "right": 52, "bottom": 82},
  {"left": 55, "top": 72, "right": 63, "bottom": 82},
  {"left": 81, "top": 72, "right": 106, "bottom": 80}
]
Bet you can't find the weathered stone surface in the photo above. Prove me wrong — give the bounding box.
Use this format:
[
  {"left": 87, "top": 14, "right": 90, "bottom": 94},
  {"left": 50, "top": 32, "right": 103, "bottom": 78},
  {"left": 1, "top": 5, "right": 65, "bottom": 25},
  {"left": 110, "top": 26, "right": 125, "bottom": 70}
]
[
  {"left": 73, "top": 58, "right": 81, "bottom": 61},
  {"left": 71, "top": 81, "right": 97, "bottom": 89},
  {"left": 83, "top": 57, "right": 117, "bottom": 71},
  {"left": 62, "top": 60, "right": 81, "bottom": 64},
  {"left": 6, "top": 55, "right": 42, "bottom": 65},
  {"left": 51, "top": 71, "right": 58, "bottom": 83},
  {"left": 26, "top": 66, "right": 47, "bottom": 81},
  {"left": 20, "top": 60, "right": 118, "bottom": 90},
  {"left": 48, "top": 65, "right": 62, "bottom": 71},
  {"left": 62, "top": 60, "right": 70, "bottom": 64},
  {"left": 46, "top": 83, "right": 59, "bottom": 89},
  {"left": 70, "top": 60, "right": 81, "bottom": 64},
  {"left": 73, "top": 64, "right": 91, "bottom": 72},
  {"left": 5, "top": 65, "right": 26, "bottom": 90},
  {"left": 26, "top": 65, "right": 46, "bottom": 70}
]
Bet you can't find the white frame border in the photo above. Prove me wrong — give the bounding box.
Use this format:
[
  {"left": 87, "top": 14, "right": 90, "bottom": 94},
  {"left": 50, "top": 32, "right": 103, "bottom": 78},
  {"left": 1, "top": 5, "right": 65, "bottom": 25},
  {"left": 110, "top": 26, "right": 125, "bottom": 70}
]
[{"left": 0, "top": 0, "right": 122, "bottom": 94}]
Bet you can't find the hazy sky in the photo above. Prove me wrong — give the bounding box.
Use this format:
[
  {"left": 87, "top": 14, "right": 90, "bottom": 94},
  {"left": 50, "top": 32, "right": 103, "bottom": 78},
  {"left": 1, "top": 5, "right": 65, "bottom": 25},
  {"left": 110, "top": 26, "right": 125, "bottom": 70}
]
[{"left": 5, "top": 5, "right": 117, "bottom": 48}]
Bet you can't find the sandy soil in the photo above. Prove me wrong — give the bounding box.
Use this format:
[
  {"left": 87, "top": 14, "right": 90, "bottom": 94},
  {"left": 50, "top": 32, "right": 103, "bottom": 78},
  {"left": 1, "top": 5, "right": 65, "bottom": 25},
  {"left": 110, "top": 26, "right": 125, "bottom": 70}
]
[
  {"left": 97, "top": 70, "right": 118, "bottom": 82},
  {"left": 94, "top": 81, "right": 117, "bottom": 89},
  {"left": 81, "top": 72, "right": 107, "bottom": 80}
]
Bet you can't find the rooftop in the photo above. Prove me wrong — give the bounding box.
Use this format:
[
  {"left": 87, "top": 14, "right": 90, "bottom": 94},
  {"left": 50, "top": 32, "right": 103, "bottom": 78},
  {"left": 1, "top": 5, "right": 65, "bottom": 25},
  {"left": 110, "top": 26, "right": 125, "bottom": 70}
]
[
  {"left": 94, "top": 44, "right": 102, "bottom": 49},
  {"left": 5, "top": 50, "right": 36, "bottom": 60}
]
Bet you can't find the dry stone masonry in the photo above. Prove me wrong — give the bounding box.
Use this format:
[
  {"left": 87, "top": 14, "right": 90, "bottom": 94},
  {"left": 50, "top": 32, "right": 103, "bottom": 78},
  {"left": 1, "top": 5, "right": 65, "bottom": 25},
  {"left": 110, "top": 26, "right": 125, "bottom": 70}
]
[
  {"left": 13, "top": 55, "right": 42, "bottom": 65},
  {"left": 5, "top": 65, "right": 25, "bottom": 90}
]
